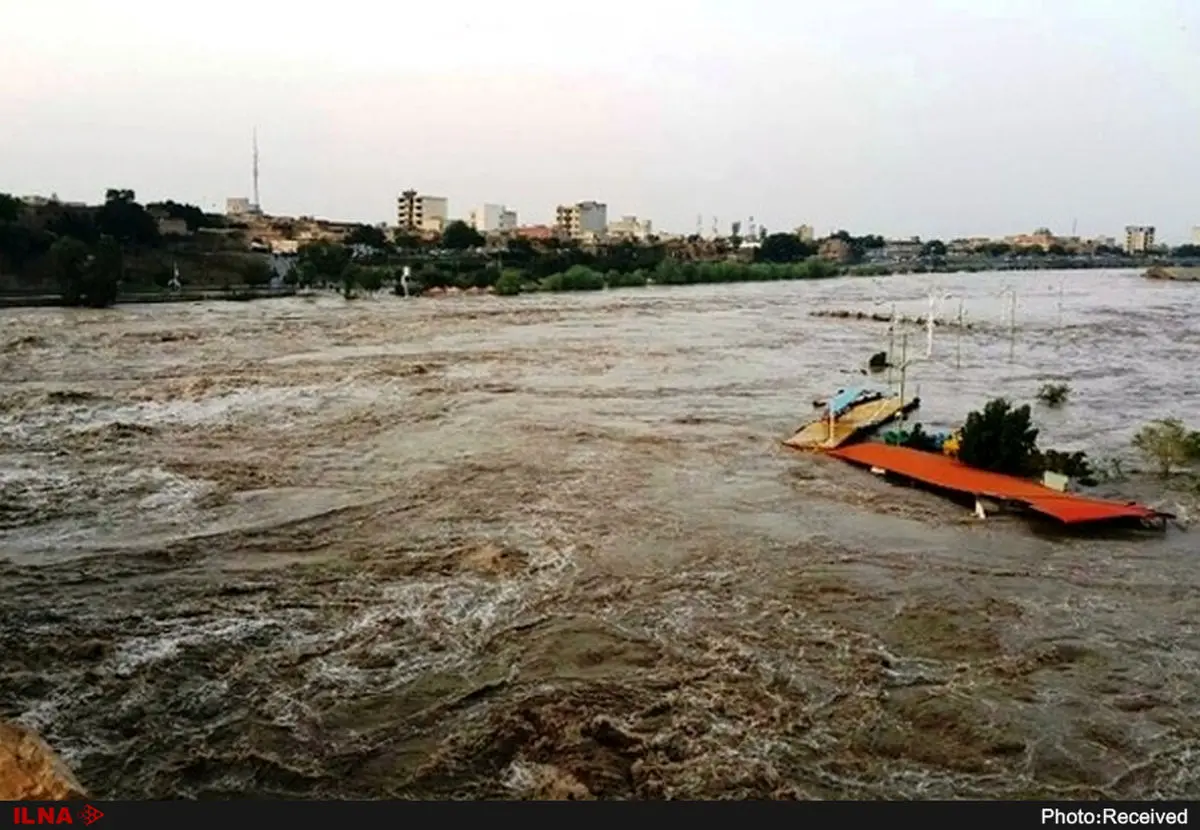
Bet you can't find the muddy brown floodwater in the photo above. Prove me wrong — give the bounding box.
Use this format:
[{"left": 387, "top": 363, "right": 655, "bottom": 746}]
[{"left": 1, "top": 271, "right": 1199, "bottom": 800}]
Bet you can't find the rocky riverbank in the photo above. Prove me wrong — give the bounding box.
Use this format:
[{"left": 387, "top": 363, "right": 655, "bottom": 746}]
[
  {"left": 1146, "top": 266, "right": 1200, "bottom": 282},
  {"left": 0, "top": 720, "right": 87, "bottom": 800}
]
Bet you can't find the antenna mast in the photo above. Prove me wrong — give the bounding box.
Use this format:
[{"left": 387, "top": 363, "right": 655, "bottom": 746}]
[{"left": 252, "top": 128, "right": 260, "bottom": 212}]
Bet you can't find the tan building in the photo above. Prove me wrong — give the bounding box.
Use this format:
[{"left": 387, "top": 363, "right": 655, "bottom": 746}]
[
  {"left": 156, "top": 217, "right": 191, "bottom": 237},
  {"left": 818, "top": 237, "right": 853, "bottom": 263},
  {"left": 468, "top": 204, "right": 517, "bottom": 233},
  {"left": 555, "top": 201, "right": 607, "bottom": 239},
  {"left": 795, "top": 224, "right": 814, "bottom": 243},
  {"left": 607, "top": 215, "right": 652, "bottom": 241},
  {"left": 225, "top": 197, "right": 261, "bottom": 217},
  {"left": 1124, "top": 225, "right": 1156, "bottom": 254},
  {"left": 1005, "top": 228, "right": 1058, "bottom": 250},
  {"left": 397, "top": 190, "right": 449, "bottom": 234},
  {"left": 513, "top": 224, "right": 556, "bottom": 241},
  {"left": 1191, "top": 226, "right": 1200, "bottom": 245}
]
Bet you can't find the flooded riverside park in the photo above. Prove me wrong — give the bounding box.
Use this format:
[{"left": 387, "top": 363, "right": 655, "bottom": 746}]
[{"left": 1, "top": 268, "right": 1198, "bottom": 799}]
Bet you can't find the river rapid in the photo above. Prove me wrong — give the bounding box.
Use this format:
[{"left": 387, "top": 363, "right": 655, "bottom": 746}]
[{"left": 1, "top": 268, "right": 1198, "bottom": 799}]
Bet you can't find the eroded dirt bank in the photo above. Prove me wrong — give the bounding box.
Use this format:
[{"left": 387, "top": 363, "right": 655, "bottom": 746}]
[{"left": 1, "top": 280, "right": 1198, "bottom": 799}]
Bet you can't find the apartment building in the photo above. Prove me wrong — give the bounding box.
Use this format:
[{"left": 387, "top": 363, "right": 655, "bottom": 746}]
[
  {"left": 1191, "top": 226, "right": 1200, "bottom": 245},
  {"left": 607, "top": 215, "right": 652, "bottom": 241},
  {"left": 555, "top": 201, "right": 607, "bottom": 239},
  {"left": 794, "top": 224, "right": 815, "bottom": 243},
  {"left": 1124, "top": 225, "right": 1156, "bottom": 254},
  {"left": 397, "top": 190, "right": 449, "bottom": 234},
  {"left": 468, "top": 204, "right": 518, "bottom": 233}
]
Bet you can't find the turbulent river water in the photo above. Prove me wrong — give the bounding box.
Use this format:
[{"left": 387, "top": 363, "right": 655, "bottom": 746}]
[{"left": 1, "top": 268, "right": 1198, "bottom": 799}]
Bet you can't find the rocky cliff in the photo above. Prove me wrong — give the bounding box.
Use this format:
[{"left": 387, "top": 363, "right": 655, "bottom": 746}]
[{"left": 0, "top": 720, "right": 87, "bottom": 800}]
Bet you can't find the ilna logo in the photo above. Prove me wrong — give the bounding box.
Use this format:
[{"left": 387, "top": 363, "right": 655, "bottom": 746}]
[{"left": 11, "top": 806, "right": 104, "bottom": 826}]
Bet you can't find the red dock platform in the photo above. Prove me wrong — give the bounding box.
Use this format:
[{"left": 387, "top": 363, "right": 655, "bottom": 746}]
[{"left": 827, "top": 443, "right": 1167, "bottom": 525}]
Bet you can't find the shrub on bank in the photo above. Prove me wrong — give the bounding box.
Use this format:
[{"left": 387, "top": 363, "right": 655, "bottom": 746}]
[
  {"left": 606, "top": 269, "right": 648, "bottom": 288},
  {"left": 494, "top": 269, "right": 524, "bottom": 296},
  {"left": 542, "top": 265, "right": 605, "bottom": 292}
]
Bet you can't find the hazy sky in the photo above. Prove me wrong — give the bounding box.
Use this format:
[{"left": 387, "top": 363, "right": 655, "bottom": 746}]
[{"left": 4, "top": 0, "right": 1199, "bottom": 241}]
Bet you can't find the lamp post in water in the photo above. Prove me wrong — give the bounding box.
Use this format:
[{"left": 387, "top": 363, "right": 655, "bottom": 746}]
[
  {"left": 925, "top": 289, "right": 952, "bottom": 359},
  {"left": 871, "top": 280, "right": 898, "bottom": 389},
  {"left": 998, "top": 286, "right": 1018, "bottom": 362}
]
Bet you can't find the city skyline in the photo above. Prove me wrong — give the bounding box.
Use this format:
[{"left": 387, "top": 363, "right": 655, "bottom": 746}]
[{"left": 4, "top": 1, "right": 1199, "bottom": 243}]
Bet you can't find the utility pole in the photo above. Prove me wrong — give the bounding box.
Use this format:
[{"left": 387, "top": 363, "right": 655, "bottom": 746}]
[{"left": 252, "top": 127, "right": 260, "bottom": 212}]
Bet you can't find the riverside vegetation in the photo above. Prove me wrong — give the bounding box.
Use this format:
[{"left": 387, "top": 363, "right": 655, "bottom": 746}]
[
  {"left": 897, "top": 397, "right": 1200, "bottom": 492},
  {"left": 6, "top": 191, "right": 1200, "bottom": 307}
]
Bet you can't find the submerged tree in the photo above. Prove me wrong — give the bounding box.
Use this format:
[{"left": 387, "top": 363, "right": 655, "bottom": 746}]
[
  {"left": 957, "top": 398, "right": 1040, "bottom": 476},
  {"left": 1132, "top": 418, "right": 1198, "bottom": 478}
]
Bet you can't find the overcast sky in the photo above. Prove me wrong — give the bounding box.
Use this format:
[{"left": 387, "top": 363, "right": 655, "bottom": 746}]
[{"left": 4, "top": 0, "right": 1198, "bottom": 241}]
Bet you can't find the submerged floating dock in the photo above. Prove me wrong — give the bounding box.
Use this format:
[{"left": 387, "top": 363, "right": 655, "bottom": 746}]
[
  {"left": 783, "top": 396, "right": 920, "bottom": 451},
  {"left": 828, "top": 443, "right": 1168, "bottom": 526}
]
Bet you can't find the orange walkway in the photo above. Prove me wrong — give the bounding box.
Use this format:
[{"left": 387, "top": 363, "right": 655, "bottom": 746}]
[{"left": 828, "top": 442, "right": 1164, "bottom": 525}]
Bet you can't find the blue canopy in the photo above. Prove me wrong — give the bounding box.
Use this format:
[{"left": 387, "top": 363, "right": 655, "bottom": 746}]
[
  {"left": 828, "top": 385, "right": 887, "bottom": 417},
  {"left": 828, "top": 387, "right": 865, "bottom": 417}
]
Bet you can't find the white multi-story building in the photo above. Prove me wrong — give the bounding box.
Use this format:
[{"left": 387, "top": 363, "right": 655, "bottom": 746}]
[
  {"left": 226, "top": 197, "right": 254, "bottom": 216},
  {"left": 795, "top": 224, "right": 815, "bottom": 243},
  {"left": 555, "top": 201, "right": 607, "bottom": 239},
  {"left": 1191, "top": 226, "right": 1200, "bottom": 245},
  {"left": 1124, "top": 225, "right": 1156, "bottom": 254},
  {"left": 397, "top": 190, "right": 449, "bottom": 234},
  {"left": 607, "top": 215, "right": 652, "bottom": 241},
  {"left": 469, "top": 204, "right": 518, "bottom": 233}
]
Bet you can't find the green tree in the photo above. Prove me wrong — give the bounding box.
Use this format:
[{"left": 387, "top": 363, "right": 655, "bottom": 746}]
[
  {"left": 344, "top": 224, "right": 389, "bottom": 249},
  {"left": 0, "top": 222, "right": 50, "bottom": 276},
  {"left": 503, "top": 237, "right": 537, "bottom": 265},
  {"left": 296, "top": 242, "right": 350, "bottom": 284},
  {"left": 97, "top": 188, "right": 160, "bottom": 247},
  {"left": 757, "top": 233, "right": 815, "bottom": 264},
  {"left": 293, "top": 261, "right": 318, "bottom": 289},
  {"left": 49, "top": 237, "right": 90, "bottom": 303},
  {"left": 957, "top": 398, "right": 1040, "bottom": 476},
  {"left": 1173, "top": 244, "right": 1200, "bottom": 258},
  {"left": 921, "top": 239, "right": 947, "bottom": 258},
  {"left": 54, "top": 235, "right": 121, "bottom": 307},
  {"left": 0, "top": 193, "right": 20, "bottom": 223},
  {"left": 394, "top": 231, "right": 424, "bottom": 251},
  {"left": 1132, "top": 418, "right": 1198, "bottom": 478},
  {"left": 358, "top": 267, "right": 385, "bottom": 293},
  {"left": 442, "top": 220, "right": 485, "bottom": 250},
  {"left": 86, "top": 236, "right": 123, "bottom": 307},
  {"left": 242, "top": 257, "right": 274, "bottom": 288},
  {"left": 340, "top": 263, "right": 362, "bottom": 299},
  {"left": 46, "top": 207, "right": 99, "bottom": 244}
]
